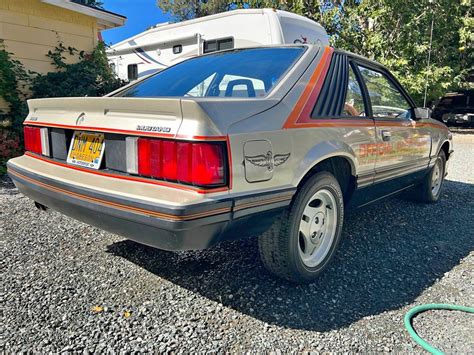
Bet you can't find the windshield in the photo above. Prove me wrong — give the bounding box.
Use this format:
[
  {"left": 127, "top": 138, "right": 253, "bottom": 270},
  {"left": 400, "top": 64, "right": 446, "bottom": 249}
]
[{"left": 116, "top": 47, "right": 305, "bottom": 98}]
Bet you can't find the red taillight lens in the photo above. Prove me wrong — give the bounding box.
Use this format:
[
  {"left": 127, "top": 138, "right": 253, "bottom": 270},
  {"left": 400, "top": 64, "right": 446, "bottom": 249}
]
[
  {"left": 136, "top": 138, "right": 227, "bottom": 187},
  {"left": 149, "top": 140, "right": 162, "bottom": 178},
  {"left": 162, "top": 141, "right": 178, "bottom": 180},
  {"left": 192, "top": 143, "right": 225, "bottom": 185},
  {"left": 24, "top": 126, "right": 42, "bottom": 154},
  {"left": 177, "top": 142, "right": 192, "bottom": 183},
  {"left": 138, "top": 138, "right": 163, "bottom": 178},
  {"left": 137, "top": 138, "right": 152, "bottom": 176}
]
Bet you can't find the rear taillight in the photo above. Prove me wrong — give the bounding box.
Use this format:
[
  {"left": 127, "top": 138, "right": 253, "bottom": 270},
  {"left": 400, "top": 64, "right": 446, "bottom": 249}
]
[
  {"left": 24, "top": 126, "right": 50, "bottom": 156},
  {"left": 129, "top": 138, "right": 227, "bottom": 187}
]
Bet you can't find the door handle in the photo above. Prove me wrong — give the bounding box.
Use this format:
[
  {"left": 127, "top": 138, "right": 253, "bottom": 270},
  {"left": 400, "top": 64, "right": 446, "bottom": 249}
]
[{"left": 381, "top": 130, "right": 391, "bottom": 141}]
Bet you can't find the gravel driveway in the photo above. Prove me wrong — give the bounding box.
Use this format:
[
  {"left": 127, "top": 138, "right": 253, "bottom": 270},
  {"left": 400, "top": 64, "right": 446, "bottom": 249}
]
[{"left": 1, "top": 135, "right": 473, "bottom": 353}]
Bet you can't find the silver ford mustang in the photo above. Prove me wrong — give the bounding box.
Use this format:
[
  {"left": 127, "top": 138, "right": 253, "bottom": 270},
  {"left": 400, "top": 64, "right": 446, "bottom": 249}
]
[{"left": 8, "top": 45, "right": 453, "bottom": 283}]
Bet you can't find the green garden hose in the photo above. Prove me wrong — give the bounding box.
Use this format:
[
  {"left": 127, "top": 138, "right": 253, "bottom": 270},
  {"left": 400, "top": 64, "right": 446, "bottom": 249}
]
[{"left": 404, "top": 303, "right": 474, "bottom": 355}]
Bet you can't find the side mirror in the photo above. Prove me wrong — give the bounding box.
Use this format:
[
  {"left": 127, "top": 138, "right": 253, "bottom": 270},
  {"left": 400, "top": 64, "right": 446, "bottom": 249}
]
[{"left": 414, "top": 107, "right": 432, "bottom": 120}]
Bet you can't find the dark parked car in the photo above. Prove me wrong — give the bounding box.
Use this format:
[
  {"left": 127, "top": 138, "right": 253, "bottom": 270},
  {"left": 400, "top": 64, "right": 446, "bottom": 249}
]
[{"left": 432, "top": 90, "right": 474, "bottom": 127}]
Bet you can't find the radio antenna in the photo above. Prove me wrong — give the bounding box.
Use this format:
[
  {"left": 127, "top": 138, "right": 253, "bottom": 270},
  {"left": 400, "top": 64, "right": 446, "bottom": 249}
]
[{"left": 423, "top": 0, "right": 435, "bottom": 108}]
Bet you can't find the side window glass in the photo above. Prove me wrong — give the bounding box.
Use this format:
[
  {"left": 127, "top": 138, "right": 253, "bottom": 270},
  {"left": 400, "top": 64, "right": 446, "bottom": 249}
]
[
  {"left": 342, "top": 65, "right": 366, "bottom": 117},
  {"left": 357, "top": 66, "right": 412, "bottom": 119}
]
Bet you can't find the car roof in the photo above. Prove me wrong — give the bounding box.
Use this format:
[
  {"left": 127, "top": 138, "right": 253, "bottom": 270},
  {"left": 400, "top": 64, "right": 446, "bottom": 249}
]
[{"left": 208, "top": 44, "right": 388, "bottom": 72}]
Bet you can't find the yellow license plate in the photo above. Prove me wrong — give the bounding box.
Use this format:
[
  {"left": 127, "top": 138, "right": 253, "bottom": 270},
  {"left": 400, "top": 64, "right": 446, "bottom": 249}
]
[{"left": 67, "top": 131, "right": 105, "bottom": 169}]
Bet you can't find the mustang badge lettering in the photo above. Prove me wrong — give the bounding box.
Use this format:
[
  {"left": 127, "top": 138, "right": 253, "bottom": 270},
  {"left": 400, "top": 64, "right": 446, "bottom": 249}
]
[{"left": 136, "top": 125, "right": 172, "bottom": 133}]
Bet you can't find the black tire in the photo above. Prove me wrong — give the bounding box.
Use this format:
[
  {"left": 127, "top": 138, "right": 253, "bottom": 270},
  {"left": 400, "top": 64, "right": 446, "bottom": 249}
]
[
  {"left": 416, "top": 150, "right": 446, "bottom": 203},
  {"left": 258, "top": 172, "right": 344, "bottom": 283}
]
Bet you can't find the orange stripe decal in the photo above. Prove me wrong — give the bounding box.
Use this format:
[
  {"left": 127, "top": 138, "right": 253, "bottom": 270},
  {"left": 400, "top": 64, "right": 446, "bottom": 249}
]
[
  {"left": 9, "top": 167, "right": 293, "bottom": 220},
  {"left": 233, "top": 194, "right": 294, "bottom": 211},
  {"left": 283, "top": 46, "right": 334, "bottom": 129},
  {"left": 8, "top": 168, "right": 231, "bottom": 221},
  {"left": 24, "top": 121, "right": 228, "bottom": 141},
  {"left": 24, "top": 152, "right": 229, "bottom": 194},
  {"left": 281, "top": 47, "right": 447, "bottom": 131}
]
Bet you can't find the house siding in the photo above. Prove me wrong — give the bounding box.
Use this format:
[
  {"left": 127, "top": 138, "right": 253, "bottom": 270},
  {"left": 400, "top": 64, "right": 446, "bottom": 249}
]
[{"left": 0, "top": 0, "right": 100, "bottom": 111}]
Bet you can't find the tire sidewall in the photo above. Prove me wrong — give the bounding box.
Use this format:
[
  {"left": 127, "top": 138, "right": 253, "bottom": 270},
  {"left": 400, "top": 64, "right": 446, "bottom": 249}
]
[
  {"left": 428, "top": 151, "right": 446, "bottom": 202},
  {"left": 287, "top": 172, "right": 344, "bottom": 281}
]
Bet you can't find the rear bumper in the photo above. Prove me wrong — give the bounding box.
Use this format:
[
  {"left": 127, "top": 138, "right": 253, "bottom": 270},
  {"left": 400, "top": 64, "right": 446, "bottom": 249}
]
[{"left": 7, "top": 159, "right": 294, "bottom": 250}]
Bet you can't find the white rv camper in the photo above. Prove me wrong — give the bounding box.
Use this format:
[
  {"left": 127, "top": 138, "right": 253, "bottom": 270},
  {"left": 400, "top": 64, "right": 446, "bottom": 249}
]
[{"left": 107, "top": 9, "right": 329, "bottom": 81}]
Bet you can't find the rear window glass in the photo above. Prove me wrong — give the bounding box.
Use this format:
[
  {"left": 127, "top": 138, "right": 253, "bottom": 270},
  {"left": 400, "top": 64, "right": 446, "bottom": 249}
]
[{"left": 116, "top": 47, "right": 305, "bottom": 98}]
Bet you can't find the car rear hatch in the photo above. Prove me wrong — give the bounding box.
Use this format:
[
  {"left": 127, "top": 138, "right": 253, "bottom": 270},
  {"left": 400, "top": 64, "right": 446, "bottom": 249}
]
[
  {"left": 22, "top": 97, "right": 230, "bottom": 192},
  {"left": 26, "top": 97, "right": 183, "bottom": 137}
]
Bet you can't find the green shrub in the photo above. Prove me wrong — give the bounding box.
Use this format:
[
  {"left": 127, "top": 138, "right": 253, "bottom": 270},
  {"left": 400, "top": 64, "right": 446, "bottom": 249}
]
[
  {"left": 0, "top": 40, "right": 30, "bottom": 133},
  {"left": 0, "top": 129, "right": 22, "bottom": 175},
  {"left": 31, "top": 41, "right": 126, "bottom": 98},
  {"left": 0, "top": 41, "right": 126, "bottom": 175}
]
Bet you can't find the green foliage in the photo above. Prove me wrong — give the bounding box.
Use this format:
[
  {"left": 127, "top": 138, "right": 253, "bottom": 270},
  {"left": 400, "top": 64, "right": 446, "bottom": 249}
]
[
  {"left": 74, "top": 0, "right": 104, "bottom": 8},
  {"left": 158, "top": 0, "right": 473, "bottom": 105},
  {"left": 0, "top": 129, "right": 22, "bottom": 175},
  {"left": 0, "top": 40, "right": 30, "bottom": 132},
  {"left": 0, "top": 40, "right": 124, "bottom": 174},
  {"left": 157, "top": 0, "right": 228, "bottom": 20},
  {"left": 331, "top": 0, "right": 473, "bottom": 105},
  {"left": 31, "top": 41, "right": 126, "bottom": 99}
]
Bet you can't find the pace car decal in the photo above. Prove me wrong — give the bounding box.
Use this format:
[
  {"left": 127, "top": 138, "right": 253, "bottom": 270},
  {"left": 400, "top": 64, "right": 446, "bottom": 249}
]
[{"left": 245, "top": 151, "right": 291, "bottom": 171}]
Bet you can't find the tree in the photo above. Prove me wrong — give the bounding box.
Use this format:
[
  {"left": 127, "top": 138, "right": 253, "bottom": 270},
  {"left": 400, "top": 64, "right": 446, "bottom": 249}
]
[
  {"left": 332, "top": 0, "right": 473, "bottom": 105},
  {"left": 157, "top": 0, "right": 227, "bottom": 20},
  {"left": 157, "top": 0, "right": 473, "bottom": 104},
  {"left": 75, "top": 0, "right": 104, "bottom": 8}
]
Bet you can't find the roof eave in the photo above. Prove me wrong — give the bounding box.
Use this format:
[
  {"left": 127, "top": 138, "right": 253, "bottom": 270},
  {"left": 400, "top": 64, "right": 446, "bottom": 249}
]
[{"left": 41, "top": 0, "right": 126, "bottom": 29}]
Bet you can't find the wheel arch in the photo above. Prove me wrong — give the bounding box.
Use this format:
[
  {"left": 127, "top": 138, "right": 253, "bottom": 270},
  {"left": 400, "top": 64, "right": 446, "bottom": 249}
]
[
  {"left": 438, "top": 140, "right": 452, "bottom": 160},
  {"left": 296, "top": 153, "right": 357, "bottom": 203}
]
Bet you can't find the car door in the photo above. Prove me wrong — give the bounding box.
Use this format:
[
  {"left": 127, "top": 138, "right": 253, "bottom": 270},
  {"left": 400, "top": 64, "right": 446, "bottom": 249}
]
[{"left": 355, "top": 64, "right": 431, "bottom": 191}]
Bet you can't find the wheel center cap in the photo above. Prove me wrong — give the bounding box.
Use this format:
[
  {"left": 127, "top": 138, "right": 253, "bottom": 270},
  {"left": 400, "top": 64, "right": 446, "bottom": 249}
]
[{"left": 312, "top": 212, "right": 325, "bottom": 233}]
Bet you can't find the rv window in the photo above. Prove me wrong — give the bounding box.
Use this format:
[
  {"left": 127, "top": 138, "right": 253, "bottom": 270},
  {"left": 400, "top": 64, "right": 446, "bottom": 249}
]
[
  {"left": 127, "top": 64, "right": 138, "bottom": 81},
  {"left": 173, "top": 45, "right": 182, "bottom": 54},
  {"left": 203, "top": 41, "right": 218, "bottom": 53},
  {"left": 117, "top": 47, "right": 305, "bottom": 98},
  {"left": 217, "top": 38, "right": 234, "bottom": 51},
  {"left": 203, "top": 37, "right": 234, "bottom": 53}
]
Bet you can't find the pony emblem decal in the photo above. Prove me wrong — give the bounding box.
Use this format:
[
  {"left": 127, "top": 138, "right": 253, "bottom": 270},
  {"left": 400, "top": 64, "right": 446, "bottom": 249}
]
[
  {"left": 245, "top": 151, "right": 291, "bottom": 171},
  {"left": 76, "top": 112, "right": 86, "bottom": 125}
]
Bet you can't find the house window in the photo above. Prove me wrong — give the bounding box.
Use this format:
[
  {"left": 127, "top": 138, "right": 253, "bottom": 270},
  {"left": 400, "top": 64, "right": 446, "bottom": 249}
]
[
  {"left": 128, "top": 64, "right": 138, "bottom": 81},
  {"left": 173, "top": 45, "right": 182, "bottom": 54},
  {"left": 203, "top": 37, "right": 234, "bottom": 53}
]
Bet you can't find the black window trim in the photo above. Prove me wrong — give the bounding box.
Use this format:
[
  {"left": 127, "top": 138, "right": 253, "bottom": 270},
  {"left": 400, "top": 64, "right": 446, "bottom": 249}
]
[
  {"left": 350, "top": 57, "right": 417, "bottom": 121},
  {"left": 311, "top": 52, "right": 349, "bottom": 118},
  {"left": 311, "top": 52, "right": 372, "bottom": 120},
  {"left": 348, "top": 60, "right": 373, "bottom": 118}
]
